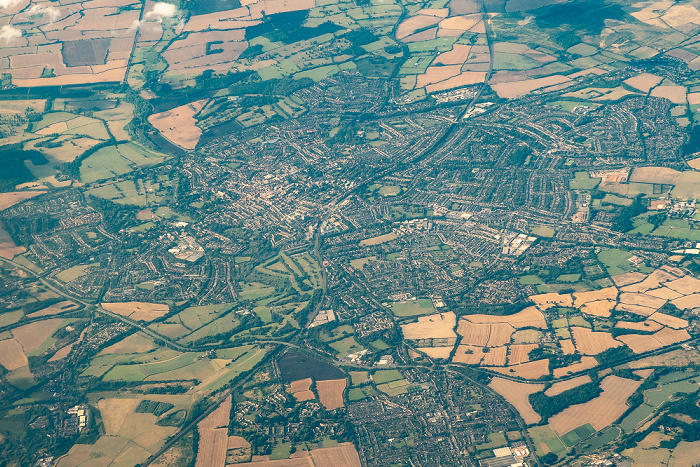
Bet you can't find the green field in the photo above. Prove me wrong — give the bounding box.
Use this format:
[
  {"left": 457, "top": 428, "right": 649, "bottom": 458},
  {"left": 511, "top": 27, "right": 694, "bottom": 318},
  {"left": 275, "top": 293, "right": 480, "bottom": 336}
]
[
  {"left": 556, "top": 274, "right": 581, "bottom": 283},
  {"left": 269, "top": 442, "right": 291, "bottom": 460},
  {"left": 350, "top": 371, "right": 369, "bottom": 386},
  {"left": 371, "top": 339, "right": 389, "bottom": 350},
  {"left": 239, "top": 282, "right": 276, "bottom": 300},
  {"left": 531, "top": 225, "right": 555, "bottom": 237},
  {"left": 578, "top": 426, "right": 621, "bottom": 454},
  {"left": 519, "top": 275, "right": 544, "bottom": 285},
  {"left": 80, "top": 143, "right": 167, "bottom": 183},
  {"left": 570, "top": 172, "right": 601, "bottom": 190},
  {"left": 391, "top": 299, "right": 435, "bottom": 317},
  {"left": 620, "top": 404, "right": 655, "bottom": 433},
  {"left": 329, "top": 336, "right": 365, "bottom": 356},
  {"left": 378, "top": 185, "right": 401, "bottom": 196},
  {"left": 476, "top": 432, "right": 507, "bottom": 450},
  {"left": 373, "top": 369, "right": 403, "bottom": 384},
  {"left": 528, "top": 425, "right": 565, "bottom": 457},
  {"left": 320, "top": 325, "right": 354, "bottom": 342},
  {"left": 597, "top": 248, "right": 650, "bottom": 276},
  {"left": 347, "top": 388, "right": 366, "bottom": 401},
  {"left": 0, "top": 310, "right": 24, "bottom": 327},
  {"left": 560, "top": 424, "right": 596, "bottom": 447},
  {"left": 174, "top": 303, "right": 235, "bottom": 331},
  {"left": 376, "top": 379, "right": 409, "bottom": 396}
]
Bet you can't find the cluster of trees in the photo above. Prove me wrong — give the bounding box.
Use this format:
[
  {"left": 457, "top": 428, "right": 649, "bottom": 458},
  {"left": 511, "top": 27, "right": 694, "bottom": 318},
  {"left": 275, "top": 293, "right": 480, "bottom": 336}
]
[
  {"left": 529, "top": 381, "right": 602, "bottom": 422},
  {"left": 611, "top": 194, "right": 646, "bottom": 232},
  {"left": 0, "top": 144, "right": 48, "bottom": 191},
  {"left": 595, "top": 345, "right": 634, "bottom": 366}
]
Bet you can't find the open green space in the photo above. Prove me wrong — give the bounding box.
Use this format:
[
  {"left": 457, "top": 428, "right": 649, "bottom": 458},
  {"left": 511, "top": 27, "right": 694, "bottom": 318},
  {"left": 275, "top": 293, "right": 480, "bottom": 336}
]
[
  {"left": 570, "top": 172, "right": 600, "bottom": 190},
  {"left": 476, "top": 432, "right": 507, "bottom": 450},
  {"left": 372, "top": 369, "right": 403, "bottom": 384},
  {"left": 391, "top": 299, "right": 435, "bottom": 317},
  {"left": 329, "top": 336, "right": 365, "bottom": 356},
  {"left": 528, "top": 425, "right": 565, "bottom": 456},
  {"left": 560, "top": 424, "right": 595, "bottom": 447}
]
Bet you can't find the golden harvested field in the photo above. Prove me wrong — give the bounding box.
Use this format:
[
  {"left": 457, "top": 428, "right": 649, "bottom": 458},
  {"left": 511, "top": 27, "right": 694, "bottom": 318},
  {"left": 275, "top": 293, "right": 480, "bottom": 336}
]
[
  {"left": 488, "top": 323, "right": 516, "bottom": 347},
  {"left": 530, "top": 293, "right": 573, "bottom": 310},
  {"left": 493, "top": 359, "right": 549, "bottom": 380},
  {"left": 48, "top": 344, "right": 74, "bottom": 362},
  {"left": 549, "top": 375, "right": 644, "bottom": 435},
  {"left": 99, "top": 397, "right": 138, "bottom": 433},
  {"left": 560, "top": 339, "right": 576, "bottom": 354},
  {"left": 665, "top": 276, "right": 700, "bottom": 295},
  {"left": 287, "top": 378, "right": 312, "bottom": 394},
  {"left": 622, "top": 269, "right": 676, "bottom": 293},
  {"left": 572, "top": 287, "right": 618, "bottom": 306},
  {"left": 360, "top": 232, "right": 397, "bottom": 246},
  {"left": 647, "top": 287, "right": 682, "bottom": 300},
  {"left": 0, "top": 99, "right": 45, "bottom": 114},
  {"left": 672, "top": 294, "right": 700, "bottom": 309},
  {"left": 491, "top": 75, "right": 571, "bottom": 99},
  {"left": 456, "top": 321, "right": 490, "bottom": 347},
  {"left": 57, "top": 437, "right": 132, "bottom": 467},
  {"left": 579, "top": 300, "right": 616, "bottom": 317},
  {"left": 0, "top": 191, "right": 46, "bottom": 211},
  {"left": 416, "top": 65, "right": 462, "bottom": 87},
  {"left": 507, "top": 344, "right": 537, "bottom": 365},
  {"left": 100, "top": 333, "right": 156, "bottom": 355},
  {"left": 630, "top": 166, "right": 682, "bottom": 185},
  {"left": 246, "top": 443, "right": 360, "bottom": 467},
  {"left": 27, "top": 300, "right": 79, "bottom": 317},
  {"left": 462, "top": 306, "right": 546, "bottom": 329},
  {"left": 396, "top": 15, "right": 443, "bottom": 39},
  {"left": 623, "top": 73, "right": 663, "bottom": 92},
  {"left": 418, "top": 346, "right": 454, "bottom": 358},
  {"left": 425, "top": 72, "right": 486, "bottom": 93},
  {"left": 228, "top": 436, "right": 250, "bottom": 449},
  {"left": 293, "top": 390, "right": 315, "bottom": 402},
  {"left": 0, "top": 221, "right": 25, "bottom": 259},
  {"left": 669, "top": 440, "right": 700, "bottom": 466},
  {"left": 648, "top": 312, "right": 688, "bottom": 329},
  {"left": 0, "top": 338, "right": 28, "bottom": 370},
  {"left": 287, "top": 378, "right": 315, "bottom": 402},
  {"left": 617, "top": 333, "right": 662, "bottom": 354},
  {"left": 660, "top": 265, "right": 685, "bottom": 277},
  {"left": 401, "top": 312, "right": 457, "bottom": 339},
  {"left": 481, "top": 346, "right": 508, "bottom": 366},
  {"left": 148, "top": 100, "right": 207, "bottom": 150},
  {"left": 616, "top": 303, "right": 657, "bottom": 316},
  {"left": 310, "top": 443, "right": 362, "bottom": 467},
  {"left": 12, "top": 319, "right": 62, "bottom": 353},
  {"left": 452, "top": 345, "right": 487, "bottom": 364},
  {"left": 553, "top": 356, "right": 598, "bottom": 378},
  {"left": 571, "top": 327, "right": 621, "bottom": 355},
  {"left": 653, "top": 327, "right": 690, "bottom": 346},
  {"left": 102, "top": 302, "right": 169, "bottom": 322},
  {"left": 615, "top": 320, "right": 663, "bottom": 332},
  {"left": 248, "top": 455, "right": 314, "bottom": 466},
  {"left": 196, "top": 395, "right": 232, "bottom": 467},
  {"left": 433, "top": 44, "right": 472, "bottom": 65},
  {"left": 650, "top": 85, "right": 687, "bottom": 104},
  {"left": 317, "top": 379, "right": 346, "bottom": 410},
  {"left": 619, "top": 292, "right": 667, "bottom": 310},
  {"left": 488, "top": 377, "right": 544, "bottom": 425},
  {"left": 84, "top": 397, "right": 178, "bottom": 465},
  {"left": 611, "top": 272, "right": 647, "bottom": 287},
  {"left": 544, "top": 375, "right": 592, "bottom": 397}
]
